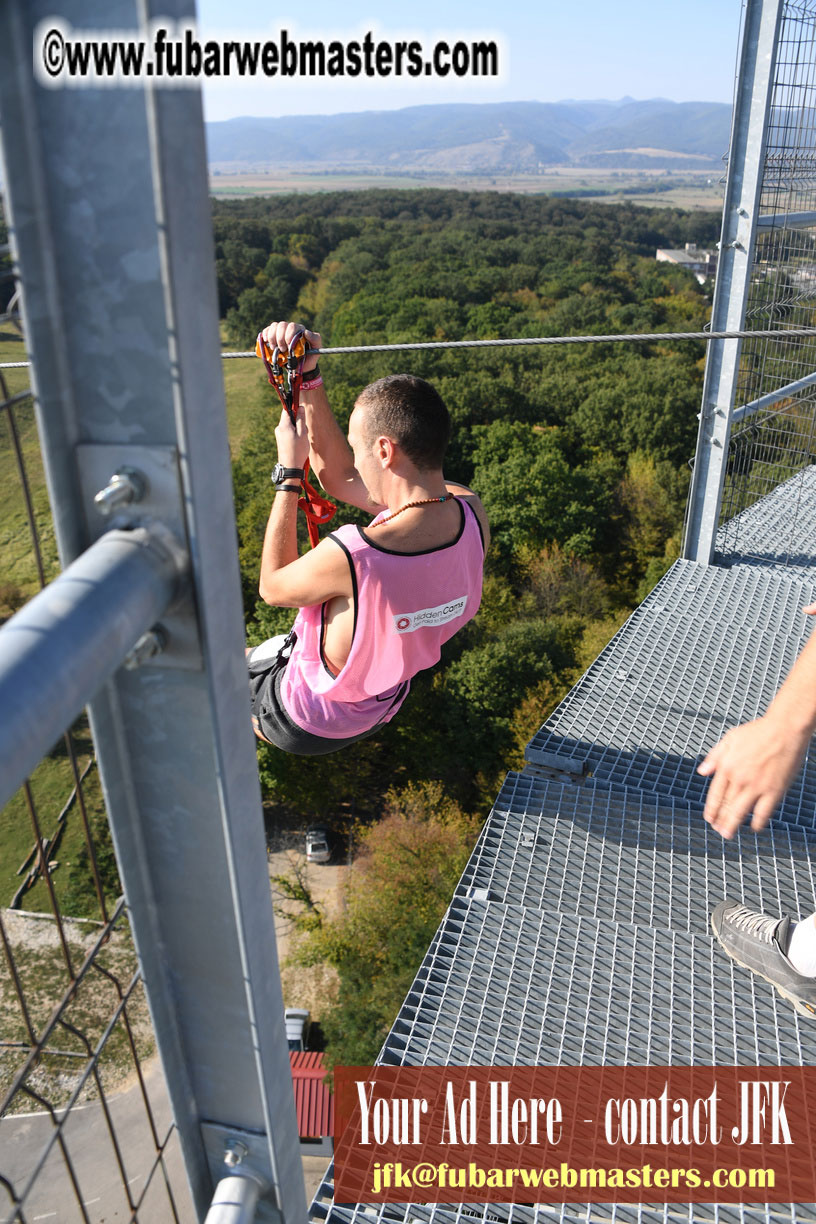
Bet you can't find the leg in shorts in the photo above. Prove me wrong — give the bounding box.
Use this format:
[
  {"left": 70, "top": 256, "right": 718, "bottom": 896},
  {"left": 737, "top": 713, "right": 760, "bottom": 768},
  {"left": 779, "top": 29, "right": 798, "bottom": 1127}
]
[{"left": 246, "top": 632, "right": 379, "bottom": 757}]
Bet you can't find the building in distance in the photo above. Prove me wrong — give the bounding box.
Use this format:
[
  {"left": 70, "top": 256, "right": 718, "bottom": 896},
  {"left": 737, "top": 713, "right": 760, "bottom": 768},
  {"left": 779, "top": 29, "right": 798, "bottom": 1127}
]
[{"left": 656, "top": 243, "right": 718, "bottom": 284}]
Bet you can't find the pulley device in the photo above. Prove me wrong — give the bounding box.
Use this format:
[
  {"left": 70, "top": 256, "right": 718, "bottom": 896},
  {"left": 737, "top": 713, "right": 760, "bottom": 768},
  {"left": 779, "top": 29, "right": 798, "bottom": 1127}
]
[{"left": 256, "top": 329, "right": 336, "bottom": 548}]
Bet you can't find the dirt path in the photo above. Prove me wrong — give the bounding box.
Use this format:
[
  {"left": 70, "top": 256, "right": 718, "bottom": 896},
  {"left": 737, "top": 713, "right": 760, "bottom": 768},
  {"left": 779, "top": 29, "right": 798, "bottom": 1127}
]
[
  {"left": 267, "top": 847, "right": 348, "bottom": 1023},
  {"left": 267, "top": 847, "right": 347, "bottom": 1202}
]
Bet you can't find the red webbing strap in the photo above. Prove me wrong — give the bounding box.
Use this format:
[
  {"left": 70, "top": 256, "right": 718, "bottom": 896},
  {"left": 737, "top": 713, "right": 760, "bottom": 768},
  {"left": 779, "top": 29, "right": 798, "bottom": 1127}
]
[
  {"left": 299, "top": 463, "right": 336, "bottom": 548},
  {"left": 256, "top": 331, "right": 337, "bottom": 548}
]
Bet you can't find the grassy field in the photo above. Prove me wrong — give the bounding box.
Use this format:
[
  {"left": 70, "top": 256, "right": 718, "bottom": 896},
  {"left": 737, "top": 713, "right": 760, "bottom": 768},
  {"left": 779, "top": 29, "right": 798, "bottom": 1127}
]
[
  {"left": 0, "top": 721, "right": 111, "bottom": 913},
  {"left": 0, "top": 327, "right": 58, "bottom": 619},
  {"left": 210, "top": 166, "right": 725, "bottom": 210},
  {"left": 0, "top": 908, "right": 152, "bottom": 1111},
  {"left": 0, "top": 328, "right": 95, "bottom": 921},
  {"left": 0, "top": 330, "right": 161, "bottom": 1105},
  {"left": 220, "top": 321, "right": 270, "bottom": 452}
]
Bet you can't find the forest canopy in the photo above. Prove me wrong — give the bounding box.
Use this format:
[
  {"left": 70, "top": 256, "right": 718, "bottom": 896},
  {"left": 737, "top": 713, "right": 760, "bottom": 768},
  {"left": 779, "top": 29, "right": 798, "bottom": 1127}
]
[
  {"left": 220, "top": 188, "right": 717, "bottom": 1062},
  {"left": 218, "top": 187, "right": 716, "bottom": 844}
]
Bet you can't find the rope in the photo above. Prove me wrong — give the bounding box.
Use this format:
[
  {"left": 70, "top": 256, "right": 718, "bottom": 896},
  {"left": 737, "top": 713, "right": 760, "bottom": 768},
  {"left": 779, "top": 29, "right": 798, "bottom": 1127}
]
[{"left": 3, "top": 326, "right": 816, "bottom": 370}]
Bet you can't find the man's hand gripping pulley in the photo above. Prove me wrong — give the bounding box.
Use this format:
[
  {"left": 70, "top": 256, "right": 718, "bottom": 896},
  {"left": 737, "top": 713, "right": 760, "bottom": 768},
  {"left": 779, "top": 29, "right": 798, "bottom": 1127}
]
[{"left": 256, "top": 326, "right": 336, "bottom": 548}]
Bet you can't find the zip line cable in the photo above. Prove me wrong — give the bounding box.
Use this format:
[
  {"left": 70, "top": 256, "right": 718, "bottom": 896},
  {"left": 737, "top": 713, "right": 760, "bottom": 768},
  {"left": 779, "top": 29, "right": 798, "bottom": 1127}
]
[
  {"left": 224, "top": 325, "right": 816, "bottom": 357},
  {"left": 3, "top": 325, "right": 816, "bottom": 369}
]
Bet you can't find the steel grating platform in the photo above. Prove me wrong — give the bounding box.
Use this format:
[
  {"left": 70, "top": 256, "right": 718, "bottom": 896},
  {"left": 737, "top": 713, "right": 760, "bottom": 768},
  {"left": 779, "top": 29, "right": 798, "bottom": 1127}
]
[
  {"left": 716, "top": 466, "right": 816, "bottom": 577},
  {"left": 314, "top": 533, "right": 816, "bottom": 1224},
  {"left": 456, "top": 776, "right": 816, "bottom": 935},
  {"left": 378, "top": 898, "right": 816, "bottom": 1068},
  {"left": 524, "top": 560, "right": 816, "bottom": 826},
  {"left": 312, "top": 889, "right": 816, "bottom": 1222},
  {"left": 312, "top": 1198, "right": 816, "bottom": 1224}
]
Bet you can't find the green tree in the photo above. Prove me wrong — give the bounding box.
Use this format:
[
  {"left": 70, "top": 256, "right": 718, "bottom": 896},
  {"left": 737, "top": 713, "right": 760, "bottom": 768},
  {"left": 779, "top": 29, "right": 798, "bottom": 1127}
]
[
  {"left": 225, "top": 255, "right": 310, "bottom": 347},
  {"left": 289, "top": 783, "right": 479, "bottom": 1065},
  {"left": 61, "top": 813, "right": 121, "bottom": 919},
  {"left": 618, "top": 450, "right": 688, "bottom": 591},
  {"left": 470, "top": 420, "right": 610, "bottom": 564}
]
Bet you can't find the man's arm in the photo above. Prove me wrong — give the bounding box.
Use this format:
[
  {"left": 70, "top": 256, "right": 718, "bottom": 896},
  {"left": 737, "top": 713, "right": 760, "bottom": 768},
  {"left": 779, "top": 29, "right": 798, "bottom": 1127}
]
[
  {"left": 698, "top": 605, "right": 816, "bottom": 838},
  {"left": 260, "top": 320, "right": 376, "bottom": 513},
  {"left": 258, "top": 406, "right": 353, "bottom": 607},
  {"left": 300, "top": 379, "right": 377, "bottom": 512}
]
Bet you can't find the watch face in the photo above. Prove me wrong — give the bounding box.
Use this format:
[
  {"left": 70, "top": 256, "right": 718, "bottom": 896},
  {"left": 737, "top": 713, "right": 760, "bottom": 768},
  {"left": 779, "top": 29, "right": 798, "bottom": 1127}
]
[{"left": 273, "top": 464, "right": 302, "bottom": 485}]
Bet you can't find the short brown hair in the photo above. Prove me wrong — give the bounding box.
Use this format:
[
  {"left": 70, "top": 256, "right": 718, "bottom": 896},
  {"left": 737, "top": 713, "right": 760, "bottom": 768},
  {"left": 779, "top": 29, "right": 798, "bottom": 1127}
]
[{"left": 357, "top": 375, "right": 450, "bottom": 471}]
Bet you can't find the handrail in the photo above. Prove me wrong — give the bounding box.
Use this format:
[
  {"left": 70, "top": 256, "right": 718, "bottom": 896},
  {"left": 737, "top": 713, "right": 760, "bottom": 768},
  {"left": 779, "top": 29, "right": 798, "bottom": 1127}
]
[{"left": 0, "top": 526, "right": 185, "bottom": 807}]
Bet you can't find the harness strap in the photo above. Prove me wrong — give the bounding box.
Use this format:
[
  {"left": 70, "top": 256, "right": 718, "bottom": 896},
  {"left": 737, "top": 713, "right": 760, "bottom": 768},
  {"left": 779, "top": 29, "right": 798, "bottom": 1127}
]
[{"left": 256, "top": 330, "right": 337, "bottom": 548}]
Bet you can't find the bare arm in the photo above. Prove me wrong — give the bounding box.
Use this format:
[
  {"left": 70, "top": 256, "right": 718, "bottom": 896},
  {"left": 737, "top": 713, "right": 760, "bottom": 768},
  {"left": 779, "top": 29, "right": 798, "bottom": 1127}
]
[
  {"left": 260, "top": 531, "right": 353, "bottom": 608},
  {"left": 698, "top": 605, "right": 816, "bottom": 838},
  {"left": 300, "top": 379, "right": 376, "bottom": 512},
  {"left": 258, "top": 406, "right": 353, "bottom": 608}
]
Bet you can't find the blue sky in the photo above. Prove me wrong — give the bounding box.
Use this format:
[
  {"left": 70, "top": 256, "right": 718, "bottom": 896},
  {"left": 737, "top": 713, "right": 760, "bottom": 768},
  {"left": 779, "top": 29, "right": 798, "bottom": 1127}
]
[{"left": 196, "top": 0, "right": 744, "bottom": 122}]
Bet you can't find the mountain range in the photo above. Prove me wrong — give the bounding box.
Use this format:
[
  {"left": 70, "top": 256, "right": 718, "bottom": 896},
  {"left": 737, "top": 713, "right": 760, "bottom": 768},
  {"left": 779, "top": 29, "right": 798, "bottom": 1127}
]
[{"left": 205, "top": 98, "right": 731, "bottom": 173}]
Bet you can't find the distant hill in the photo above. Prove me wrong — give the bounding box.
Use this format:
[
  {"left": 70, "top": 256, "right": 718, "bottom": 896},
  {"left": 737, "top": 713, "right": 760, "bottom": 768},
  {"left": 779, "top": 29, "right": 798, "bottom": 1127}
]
[{"left": 205, "top": 99, "right": 731, "bottom": 174}]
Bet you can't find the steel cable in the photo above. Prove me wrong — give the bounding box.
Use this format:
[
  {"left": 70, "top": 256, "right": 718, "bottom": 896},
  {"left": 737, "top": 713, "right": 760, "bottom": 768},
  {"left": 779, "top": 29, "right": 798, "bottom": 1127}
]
[{"left": 3, "top": 325, "right": 816, "bottom": 369}]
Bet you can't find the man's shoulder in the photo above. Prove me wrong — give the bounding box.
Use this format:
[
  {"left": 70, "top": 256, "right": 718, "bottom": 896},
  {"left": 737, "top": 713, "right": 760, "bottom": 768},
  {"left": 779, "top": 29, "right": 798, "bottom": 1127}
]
[
  {"left": 326, "top": 522, "right": 364, "bottom": 551},
  {"left": 446, "top": 482, "right": 490, "bottom": 553}
]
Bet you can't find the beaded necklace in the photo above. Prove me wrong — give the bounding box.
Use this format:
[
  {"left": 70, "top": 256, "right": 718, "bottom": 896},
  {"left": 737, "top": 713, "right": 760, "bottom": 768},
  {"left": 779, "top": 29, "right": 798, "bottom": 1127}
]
[{"left": 370, "top": 492, "right": 453, "bottom": 527}]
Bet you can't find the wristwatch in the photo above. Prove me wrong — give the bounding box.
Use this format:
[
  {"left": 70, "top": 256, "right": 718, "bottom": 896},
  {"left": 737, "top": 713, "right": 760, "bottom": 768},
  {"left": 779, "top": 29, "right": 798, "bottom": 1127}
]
[{"left": 271, "top": 464, "right": 304, "bottom": 487}]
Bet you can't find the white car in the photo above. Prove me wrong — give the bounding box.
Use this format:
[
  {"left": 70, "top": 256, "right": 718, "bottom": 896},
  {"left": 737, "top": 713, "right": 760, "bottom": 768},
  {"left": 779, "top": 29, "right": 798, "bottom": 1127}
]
[{"left": 305, "top": 825, "right": 332, "bottom": 864}]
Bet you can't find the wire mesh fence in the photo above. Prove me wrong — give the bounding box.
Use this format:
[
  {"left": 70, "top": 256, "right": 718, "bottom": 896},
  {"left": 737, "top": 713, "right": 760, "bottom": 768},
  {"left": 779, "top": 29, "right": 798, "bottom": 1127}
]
[
  {"left": 718, "top": 394, "right": 816, "bottom": 550},
  {"left": 717, "top": 0, "right": 816, "bottom": 565},
  {"left": 0, "top": 224, "right": 193, "bottom": 1224}
]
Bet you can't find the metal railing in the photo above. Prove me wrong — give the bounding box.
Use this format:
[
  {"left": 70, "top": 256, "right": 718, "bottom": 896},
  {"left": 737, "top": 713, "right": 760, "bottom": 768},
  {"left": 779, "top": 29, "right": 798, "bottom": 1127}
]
[
  {"left": 718, "top": 394, "right": 816, "bottom": 559},
  {"left": 0, "top": 281, "right": 195, "bottom": 1222},
  {"left": 686, "top": 0, "right": 816, "bottom": 564}
]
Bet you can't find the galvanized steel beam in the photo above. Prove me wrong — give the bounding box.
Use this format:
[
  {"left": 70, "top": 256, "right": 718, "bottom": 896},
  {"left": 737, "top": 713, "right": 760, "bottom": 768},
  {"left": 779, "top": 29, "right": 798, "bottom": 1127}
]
[
  {"left": 732, "top": 367, "right": 816, "bottom": 422},
  {"left": 756, "top": 210, "right": 816, "bottom": 229},
  {"left": 684, "top": 0, "right": 785, "bottom": 564},
  {"left": 0, "top": 2, "right": 305, "bottom": 1220}
]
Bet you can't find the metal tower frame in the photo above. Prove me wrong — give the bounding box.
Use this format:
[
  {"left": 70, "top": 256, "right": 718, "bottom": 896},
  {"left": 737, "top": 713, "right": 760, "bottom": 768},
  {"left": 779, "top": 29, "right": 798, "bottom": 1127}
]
[
  {"left": 684, "top": 0, "right": 786, "bottom": 564},
  {"left": 0, "top": 2, "right": 305, "bottom": 1220},
  {"left": 685, "top": 0, "right": 816, "bottom": 565}
]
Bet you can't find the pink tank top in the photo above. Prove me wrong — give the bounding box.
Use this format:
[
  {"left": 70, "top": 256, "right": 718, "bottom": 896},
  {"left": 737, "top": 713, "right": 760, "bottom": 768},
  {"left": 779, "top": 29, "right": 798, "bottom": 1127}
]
[{"left": 280, "top": 498, "right": 485, "bottom": 738}]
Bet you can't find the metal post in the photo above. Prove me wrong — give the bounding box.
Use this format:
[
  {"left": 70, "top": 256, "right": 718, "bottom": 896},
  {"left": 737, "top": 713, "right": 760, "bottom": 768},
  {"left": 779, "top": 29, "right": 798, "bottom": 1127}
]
[
  {"left": 0, "top": 2, "right": 305, "bottom": 1220},
  {"left": 683, "top": 0, "right": 784, "bottom": 564}
]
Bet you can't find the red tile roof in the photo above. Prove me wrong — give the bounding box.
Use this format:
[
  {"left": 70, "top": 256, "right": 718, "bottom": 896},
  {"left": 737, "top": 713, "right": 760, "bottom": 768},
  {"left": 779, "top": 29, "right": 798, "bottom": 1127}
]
[{"left": 290, "top": 1051, "right": 334, "bottom": 1138}]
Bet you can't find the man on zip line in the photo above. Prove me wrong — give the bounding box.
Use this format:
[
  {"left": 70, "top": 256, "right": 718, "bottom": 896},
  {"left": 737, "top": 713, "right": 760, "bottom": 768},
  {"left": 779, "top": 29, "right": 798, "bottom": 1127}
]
[{"left": 246, "top": 320, "right": 490, "bottom": 756}]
